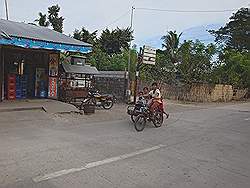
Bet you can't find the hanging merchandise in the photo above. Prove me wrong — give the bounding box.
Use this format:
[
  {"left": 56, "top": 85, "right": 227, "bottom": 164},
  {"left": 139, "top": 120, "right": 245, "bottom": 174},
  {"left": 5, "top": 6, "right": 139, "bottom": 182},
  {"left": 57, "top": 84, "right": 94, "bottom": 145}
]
[{"left": 35, "top": 68, "right": 47, "bottom": 98}]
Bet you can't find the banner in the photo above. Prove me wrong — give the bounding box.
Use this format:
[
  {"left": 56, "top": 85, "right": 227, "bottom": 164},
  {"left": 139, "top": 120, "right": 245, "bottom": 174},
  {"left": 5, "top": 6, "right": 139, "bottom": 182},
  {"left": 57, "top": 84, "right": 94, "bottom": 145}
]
[
  {"left": 48, "top": 77, "right": 57, "bottom": 98},
  {"left": 49, "top": 54, "right": 59, "bottom": 76}
]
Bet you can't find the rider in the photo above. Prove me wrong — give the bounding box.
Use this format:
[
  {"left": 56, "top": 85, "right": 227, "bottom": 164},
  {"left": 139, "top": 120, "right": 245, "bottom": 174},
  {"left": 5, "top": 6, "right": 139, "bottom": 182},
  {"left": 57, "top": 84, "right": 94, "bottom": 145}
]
[
  {"left": 148, "top": 82, "right": 162, "bottom": 113},
  {"left": 142, "top": 87, "right": 149, "bottom": 101}
]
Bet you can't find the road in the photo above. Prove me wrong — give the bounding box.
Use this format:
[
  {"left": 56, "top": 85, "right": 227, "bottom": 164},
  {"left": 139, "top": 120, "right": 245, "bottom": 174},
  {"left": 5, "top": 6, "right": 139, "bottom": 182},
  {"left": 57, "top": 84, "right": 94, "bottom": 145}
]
[{"left": 0, "top": 102, "right": 249, "bottom": 188}]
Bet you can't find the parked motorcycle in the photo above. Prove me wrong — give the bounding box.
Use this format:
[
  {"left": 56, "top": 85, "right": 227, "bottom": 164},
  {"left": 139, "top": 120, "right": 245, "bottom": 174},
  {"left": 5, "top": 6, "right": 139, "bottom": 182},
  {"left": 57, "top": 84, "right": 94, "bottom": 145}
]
[{"left": 89, "top": 90, "right": 116, "bottom": 110}]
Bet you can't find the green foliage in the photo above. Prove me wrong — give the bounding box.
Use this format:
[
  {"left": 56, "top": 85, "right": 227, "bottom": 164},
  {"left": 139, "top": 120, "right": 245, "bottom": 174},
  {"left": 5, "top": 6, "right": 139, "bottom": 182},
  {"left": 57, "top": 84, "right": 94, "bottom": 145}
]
[
  {"left": 89, "top": 48, "right": 137, "bottom": 73},
  {"left": 141, "top": 40, "right": 218, "bottom": 85},
  {"left": 158, "top": 30, "right": 218, "bottom": 85},
  {"left": 34, "top": 6, "right": 249, "bottom": 90},
  {"left": 35, "top": 4, "right": 64, "bottom": 33},
  {"left": 48, "top": 4, "right": 64, "bottom": 33},
  {"left": 177, "top": 40, "right": 217, "bottom": 83},
  {"left": 99, "top": 27, "right": 133, "bottom": 55},
  {"left": 73, "top": 28, "right": 98, "bottom": 45},
  {"left": 60, "top": 52, "right": 70, "bottom": 64},
  {"left": 209, "top": 7, "right": 250, "bottom": 51},
  {"left": 161, "top": 31, "right": 182, "bottom": 64},
  {"left": 34, "top": 12, "right": 49, "bottom": 27},
  {"left": 212, "top": 49, "right": 250, "bottom": 88},
  {"left": 72, "top": 26, "right": 134, "bottom": 72},
  {"left": 141, "top": 50, "right": 175, "bottom": 84}
]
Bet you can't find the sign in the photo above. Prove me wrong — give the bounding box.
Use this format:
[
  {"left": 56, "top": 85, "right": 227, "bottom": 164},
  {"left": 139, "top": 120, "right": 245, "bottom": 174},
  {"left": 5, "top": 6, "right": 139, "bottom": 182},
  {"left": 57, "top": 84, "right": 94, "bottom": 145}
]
[
  {"left": 49, "top": 54, "right": 59, "bottom": 76},
  {"left": 142, "top": 46, "right": 156, "bottom": 65},
  {"left": 48, "top": 77, "right": 57, "bottom": 98}
]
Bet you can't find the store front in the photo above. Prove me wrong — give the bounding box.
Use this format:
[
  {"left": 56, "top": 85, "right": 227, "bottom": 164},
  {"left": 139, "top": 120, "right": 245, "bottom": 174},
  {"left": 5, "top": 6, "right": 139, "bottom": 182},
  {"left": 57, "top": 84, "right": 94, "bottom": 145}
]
[
  {"left": 0, "top": 18, "right": 92, "bottom": 102},
  {"left": 1, "top": 46, "right": 59, "bottom": 100}
]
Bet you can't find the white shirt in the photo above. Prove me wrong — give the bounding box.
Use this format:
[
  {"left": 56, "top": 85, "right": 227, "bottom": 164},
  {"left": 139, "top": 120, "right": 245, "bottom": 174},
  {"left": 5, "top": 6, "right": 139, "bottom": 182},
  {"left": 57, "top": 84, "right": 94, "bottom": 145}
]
[{"left": 149, "top": 89, "right": 161, "bottom": 99}]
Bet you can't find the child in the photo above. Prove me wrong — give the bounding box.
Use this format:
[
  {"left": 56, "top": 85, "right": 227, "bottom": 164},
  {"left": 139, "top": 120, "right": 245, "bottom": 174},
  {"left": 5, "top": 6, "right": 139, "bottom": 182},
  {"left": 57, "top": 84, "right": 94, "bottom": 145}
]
[
  {"left": 135, "top": 91, "right": 147, "bottom": 111},
  {"left": 137, "top": 91, "right": 146, "bottom": 105}
]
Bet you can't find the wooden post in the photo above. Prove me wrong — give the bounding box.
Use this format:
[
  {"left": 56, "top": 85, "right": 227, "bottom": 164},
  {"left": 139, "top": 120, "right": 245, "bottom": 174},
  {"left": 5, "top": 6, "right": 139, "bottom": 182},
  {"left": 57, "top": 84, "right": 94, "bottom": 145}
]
[{"left": 133, "top": 47, "right": 143, "bottom": 104}]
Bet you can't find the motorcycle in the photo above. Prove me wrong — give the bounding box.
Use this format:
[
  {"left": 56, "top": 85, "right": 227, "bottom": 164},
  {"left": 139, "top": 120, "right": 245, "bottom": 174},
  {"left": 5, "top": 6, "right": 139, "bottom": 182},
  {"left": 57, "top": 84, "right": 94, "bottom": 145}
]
[
  {"left": 127, "top": 99, "right": 169, "bottom": 132},
  {"left": 88, "top": 90, "right": 116, "bottom": 110}
]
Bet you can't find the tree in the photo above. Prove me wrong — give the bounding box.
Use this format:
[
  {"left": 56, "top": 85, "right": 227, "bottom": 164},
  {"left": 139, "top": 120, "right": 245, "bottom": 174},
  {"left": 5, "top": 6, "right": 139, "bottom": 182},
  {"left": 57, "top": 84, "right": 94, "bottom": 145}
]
[
  {"left": 212, "top": 49, "right": 250, "bottom": 88},
  {"left": 141, "top": 50, "right": 175, "bottom": 84},
  {"left": 73, "top": 28, "right": 98, "bottom": 44},
  {"left": 89, "top": 46, "right": 110, "bottom": 70},
  {"left": 161, "top": 31, "right": 182, "bottom": 64},
  {"left": 99, "top": 27, "right": 133, "bottom": 55},
  {"left": 48, "top": 4, "right": 64, "bottom": 33},
  {"left": 177, "top": 40, "right": 217, "bottom": 83},
  {"left": 89, "top": 47, "right": 136, "bottom": 72},
  {"left": 209, "top": 8, "right": 250, "bottom": 51},
  {"left": 34, "top": 12, "right": 49, "bottom": 27},
  {"left": 72, "top": 27, "right": 134, "bottom": 70}
]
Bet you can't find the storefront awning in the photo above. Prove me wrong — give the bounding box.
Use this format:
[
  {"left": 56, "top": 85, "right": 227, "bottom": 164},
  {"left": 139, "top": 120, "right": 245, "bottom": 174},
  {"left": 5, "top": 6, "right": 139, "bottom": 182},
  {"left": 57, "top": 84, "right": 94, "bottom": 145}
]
[
  {"left": 62, "top": 63, "right": 99, "bottom": 75},
  {"left": 0, "top": 19, "right": 92, "bottom": 53}
]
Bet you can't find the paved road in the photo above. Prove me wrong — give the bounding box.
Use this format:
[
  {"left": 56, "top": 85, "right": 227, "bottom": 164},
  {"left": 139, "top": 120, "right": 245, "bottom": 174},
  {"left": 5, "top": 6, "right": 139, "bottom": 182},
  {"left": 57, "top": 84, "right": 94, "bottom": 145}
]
[{"left": 0, "top": 102, "right": 249, "bottom": 188}]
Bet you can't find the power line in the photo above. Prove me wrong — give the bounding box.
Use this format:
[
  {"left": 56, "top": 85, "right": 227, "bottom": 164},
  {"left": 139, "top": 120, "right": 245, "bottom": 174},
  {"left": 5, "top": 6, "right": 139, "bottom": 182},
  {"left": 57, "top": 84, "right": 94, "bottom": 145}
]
[
  {"left": 99, "top": 9, "right": 131, "bottom": 30},
  {"left": 136, "top": 7, "right": 237, "bottom": 13},
  {"left": 96, "top": 6, "right": 237, "bottom": 31}
]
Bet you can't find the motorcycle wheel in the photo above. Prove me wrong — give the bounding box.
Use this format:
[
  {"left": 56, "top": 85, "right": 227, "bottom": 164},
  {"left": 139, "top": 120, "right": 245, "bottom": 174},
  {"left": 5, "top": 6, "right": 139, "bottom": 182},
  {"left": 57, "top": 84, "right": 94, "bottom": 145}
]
[
  {"left": 102, "top": 100, "right": 114, "bottom": 110},
  {"left": 152, "top": 111, "right": 164, "bottom": 128},
  {"left": 134, "top": 114, "right": 146, "bottom": 132},
  {"left": 131, "top": 114, "right": 137, "bottom": 123}
]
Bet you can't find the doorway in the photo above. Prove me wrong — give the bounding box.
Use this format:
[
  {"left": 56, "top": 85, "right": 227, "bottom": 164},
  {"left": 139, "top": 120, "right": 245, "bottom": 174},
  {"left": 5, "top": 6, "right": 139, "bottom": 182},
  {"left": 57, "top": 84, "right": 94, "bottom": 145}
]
[{"left": 3, "top": 47, "right": 49, "bottom": 100}]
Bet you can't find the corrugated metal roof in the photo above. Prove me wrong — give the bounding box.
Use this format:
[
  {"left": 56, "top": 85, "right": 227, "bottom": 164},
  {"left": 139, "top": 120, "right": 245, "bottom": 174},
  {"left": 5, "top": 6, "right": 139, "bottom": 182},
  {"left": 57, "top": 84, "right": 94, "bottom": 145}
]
[
  {"left": 95, "top": 71, "right": 126, "bottom": 78},
  {"left": 62, "top": 63, "right": 99, "bottom": 74},
  {"left": 0, "top": 19, "right": 91, "bottom": 47}
]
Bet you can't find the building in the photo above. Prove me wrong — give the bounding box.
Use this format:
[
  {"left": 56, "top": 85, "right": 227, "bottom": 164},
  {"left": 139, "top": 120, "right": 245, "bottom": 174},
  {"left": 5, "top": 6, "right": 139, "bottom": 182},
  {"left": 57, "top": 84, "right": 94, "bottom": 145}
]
[
  {"left": 0, "top": 19, "right": 92, "bottom": 102},
  {"left": 94, "top": 71, "right": 127, "bottom": 101}
]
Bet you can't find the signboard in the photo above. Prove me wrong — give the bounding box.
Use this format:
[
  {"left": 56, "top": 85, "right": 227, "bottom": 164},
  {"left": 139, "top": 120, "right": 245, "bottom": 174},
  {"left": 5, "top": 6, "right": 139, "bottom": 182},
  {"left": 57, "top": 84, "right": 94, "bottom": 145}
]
[
  {"left": 49, "top": 54, "right": 59, "bottom": 76},
  {"left": 48, "top": 77, "right": 57, "bottom": 98},
  {"left": 142, "top": 46, "right": 156, "bottom": 65}
]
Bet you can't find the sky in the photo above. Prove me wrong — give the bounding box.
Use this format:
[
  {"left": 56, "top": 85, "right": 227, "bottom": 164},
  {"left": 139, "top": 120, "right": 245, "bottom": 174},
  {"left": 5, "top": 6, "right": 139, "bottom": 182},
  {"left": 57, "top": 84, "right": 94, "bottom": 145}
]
[{"left": 0, "top": 0, "right": 249, "bottom": 47}]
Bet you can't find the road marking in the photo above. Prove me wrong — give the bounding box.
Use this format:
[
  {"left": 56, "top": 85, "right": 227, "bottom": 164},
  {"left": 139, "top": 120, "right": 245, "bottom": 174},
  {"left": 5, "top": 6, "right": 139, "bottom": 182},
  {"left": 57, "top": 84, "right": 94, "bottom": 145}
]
[
  {"left": 33, "top": 144, "right": 166, "bottom": 183},
  {"left": 245, "top": 118, "right": 250, "bottom": 121}
]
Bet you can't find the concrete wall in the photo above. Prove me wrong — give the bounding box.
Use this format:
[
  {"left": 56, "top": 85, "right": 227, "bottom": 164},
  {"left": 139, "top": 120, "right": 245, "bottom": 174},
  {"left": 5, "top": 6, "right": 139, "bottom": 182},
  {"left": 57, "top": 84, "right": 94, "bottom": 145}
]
[
  {"left": 161, "top": 83, "right": 247, "bottom": 102},
  {"left": 94, "top": 71, "right": 127, "bottom": 101},
  {"left": 232, "top": 88, "right": 248, "bottom": 101}
]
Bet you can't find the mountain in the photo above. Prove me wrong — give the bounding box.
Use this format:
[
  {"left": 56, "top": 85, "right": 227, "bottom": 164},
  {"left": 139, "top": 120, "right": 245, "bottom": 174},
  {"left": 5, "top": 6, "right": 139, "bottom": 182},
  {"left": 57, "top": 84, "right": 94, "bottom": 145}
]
[{"left": 135, "top": 23, "right": 223, "bottom": 49}]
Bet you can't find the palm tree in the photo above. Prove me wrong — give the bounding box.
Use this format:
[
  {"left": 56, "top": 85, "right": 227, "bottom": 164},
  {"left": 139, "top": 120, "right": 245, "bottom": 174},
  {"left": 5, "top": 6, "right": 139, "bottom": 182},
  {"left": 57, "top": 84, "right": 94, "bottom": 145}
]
[
  {"left": 34, "top": 12, "right": 49, "bottom": 27},
  {"left": 161, "top": 31, "right": 182, "bottom": 64},
  {"left": 73, "top": 27, "right": 98, "bottom": 44},
  {"left": 48, "top": 4, "right": 64, "bottom": 33}
]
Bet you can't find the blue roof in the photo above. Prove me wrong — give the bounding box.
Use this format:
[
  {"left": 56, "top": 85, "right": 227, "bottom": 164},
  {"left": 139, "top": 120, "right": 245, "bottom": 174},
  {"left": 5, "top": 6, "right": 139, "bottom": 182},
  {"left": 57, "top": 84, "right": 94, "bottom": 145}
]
[{"left": 0, "top": 19, "right": 92, "bottom": 53}]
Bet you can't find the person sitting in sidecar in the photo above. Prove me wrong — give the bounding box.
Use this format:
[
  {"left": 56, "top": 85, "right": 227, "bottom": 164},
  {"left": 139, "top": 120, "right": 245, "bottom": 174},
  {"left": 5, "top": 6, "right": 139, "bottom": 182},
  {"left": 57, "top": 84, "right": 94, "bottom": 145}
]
[{"left": 135, "top": 91, "right": 147, "bottom": 111}]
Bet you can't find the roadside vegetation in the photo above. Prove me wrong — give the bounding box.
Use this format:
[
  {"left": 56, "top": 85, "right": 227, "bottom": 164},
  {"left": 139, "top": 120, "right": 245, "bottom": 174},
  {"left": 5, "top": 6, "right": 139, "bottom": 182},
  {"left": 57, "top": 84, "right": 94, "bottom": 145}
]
[{"left": 35, "top": 6, "right": 250, "bottom": 90}]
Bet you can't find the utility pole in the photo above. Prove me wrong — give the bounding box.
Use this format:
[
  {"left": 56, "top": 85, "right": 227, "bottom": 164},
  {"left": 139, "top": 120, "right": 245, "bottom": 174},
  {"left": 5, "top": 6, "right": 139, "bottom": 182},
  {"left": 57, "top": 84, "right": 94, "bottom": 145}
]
[
  {"left": 4, "top": 0, "right": 9, "bottom": 20},
  {"left": 133, "top": 47, "right": 143, "bottom": 103},
  {"left": 127, "top": 6, "right": 135, "bottom": 103}
]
